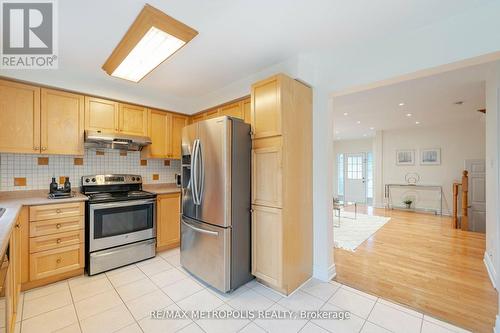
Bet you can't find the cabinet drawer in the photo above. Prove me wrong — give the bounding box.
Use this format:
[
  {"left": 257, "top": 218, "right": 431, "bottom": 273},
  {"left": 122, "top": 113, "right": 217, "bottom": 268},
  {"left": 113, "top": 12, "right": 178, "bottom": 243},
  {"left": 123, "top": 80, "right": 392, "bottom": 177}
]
[
  {"left": 30, "top": 230, "right": 84, "bottom": 253},
  {"left": 30, "top": 216, "right": 84, "bottom": 237},
  {"left": 29, "top": 202, "right": 84, "bottom": 221},
  {"left": 30, "top": 245, "right": 83, "bottom": 281}
]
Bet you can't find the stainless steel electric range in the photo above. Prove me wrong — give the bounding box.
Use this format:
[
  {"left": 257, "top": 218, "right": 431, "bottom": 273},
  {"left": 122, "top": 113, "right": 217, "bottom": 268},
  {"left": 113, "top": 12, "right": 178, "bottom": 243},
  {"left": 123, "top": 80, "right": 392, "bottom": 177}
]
[{"left": 81, "top": 174, "right": 156, "bottom": 275}]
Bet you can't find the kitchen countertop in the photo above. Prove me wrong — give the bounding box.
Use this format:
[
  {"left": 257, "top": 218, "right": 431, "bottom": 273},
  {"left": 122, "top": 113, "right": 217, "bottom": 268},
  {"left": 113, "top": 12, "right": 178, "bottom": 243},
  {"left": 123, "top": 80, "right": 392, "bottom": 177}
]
[
  {"left": 0, "top": 190, "right": 88, "bottom": 261},
  {"left": 143, "top": 183, "right": 181, "bottom": 194}
]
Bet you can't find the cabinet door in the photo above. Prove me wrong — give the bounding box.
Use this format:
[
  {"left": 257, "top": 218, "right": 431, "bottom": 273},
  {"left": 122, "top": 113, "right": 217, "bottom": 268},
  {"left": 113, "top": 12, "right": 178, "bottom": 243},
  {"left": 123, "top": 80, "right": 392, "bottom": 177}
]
[
  {"left": 252, "top": 145, "right": 283, "bottom": 208},
  {"left": 0, "top": 80, "right": 41, "bottom": 153},
  {"left": 251, "top": 76, "right": 281, "bottom": 138},
  {"left": 144, "top": 109, "right": 169, "bottom": 158},
  {"left": 252, "top": 205, "right": 282, "bottom": 288},
  {"left": 85, "top": 97, "right": 119, "bottom": 133},
  {"left": 157, "top": 193, "right": 181, "bottom": 250},
  {"left": 41, "top": 89, "right": 84, "bottom": 155},
  {"left": 170, "top": 114, "right": 188, "bottom": 159},
  {"left": 119, "top": 103, "right": 148, "bottom": 136},
  {"left": 242, "top": 98, "right": 251, "bottom": 124},
  {"left": 219, "top": 102, "right": 243, "bottom": 119}
]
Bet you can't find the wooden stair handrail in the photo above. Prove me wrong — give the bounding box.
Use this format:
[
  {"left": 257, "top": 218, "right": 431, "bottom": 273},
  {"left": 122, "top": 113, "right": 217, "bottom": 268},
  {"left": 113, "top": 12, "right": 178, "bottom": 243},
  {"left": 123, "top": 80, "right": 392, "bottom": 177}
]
[
  {"left": 452, "top": 170, "right": 469, "bottom": 230},
  {"left": 461, "top": 170, "right": 469, "bottom": 231}
]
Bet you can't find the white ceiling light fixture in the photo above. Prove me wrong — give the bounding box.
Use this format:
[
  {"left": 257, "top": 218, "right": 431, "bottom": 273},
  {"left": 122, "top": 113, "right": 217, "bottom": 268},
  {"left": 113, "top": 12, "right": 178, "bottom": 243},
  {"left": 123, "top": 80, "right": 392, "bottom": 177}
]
[
  {"left": 102, "top": 4, "right": 198, "bottom": 83},
  {"left": 415, "top": 121, "right": 420, "bottom": 125},
  {"left": 356, "top": 120, "right": 361, "bottom": 124},
  {"left": 406, "top": 113, "right": 412, "bottom": 117},
  {"left": 399, "top": 102, "right": 405, "bottom": 106},
  {"left": 343, "top": 112, "right": 349, "bottom": 116},
  {"left": 369, "top": 127, "right": 375, "bottom": 130}
]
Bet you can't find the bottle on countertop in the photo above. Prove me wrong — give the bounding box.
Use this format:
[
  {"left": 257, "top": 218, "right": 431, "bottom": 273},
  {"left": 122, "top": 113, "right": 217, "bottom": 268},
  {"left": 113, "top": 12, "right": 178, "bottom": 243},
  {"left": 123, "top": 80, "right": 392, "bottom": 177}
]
[
  {"left": 50, "top": 177, "right": 58, "bottom": 194},
  {"left": 63, "top": 177, "right": 71, "bottom": 193}
]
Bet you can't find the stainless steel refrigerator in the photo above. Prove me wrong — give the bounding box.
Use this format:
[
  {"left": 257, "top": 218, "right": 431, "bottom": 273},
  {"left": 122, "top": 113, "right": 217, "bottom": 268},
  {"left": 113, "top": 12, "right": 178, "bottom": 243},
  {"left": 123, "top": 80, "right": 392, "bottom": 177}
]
[{"left": 180, "top": 116, "right": 252, "bottom": 292}]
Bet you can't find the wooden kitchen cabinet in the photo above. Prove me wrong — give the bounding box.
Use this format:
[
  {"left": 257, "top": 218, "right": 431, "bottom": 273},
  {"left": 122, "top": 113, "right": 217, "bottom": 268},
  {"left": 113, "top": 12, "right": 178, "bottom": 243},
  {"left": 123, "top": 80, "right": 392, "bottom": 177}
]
[
  {"left": 84, "top": 96, "right": 119, "bottom": 134},
  {"left": 251, "top": 75, "right": 282, "bottom": 139},
  {"left": 0, "top": 80, "right": 41, "bottom": 154},
  {"left": 156, "top": 193, "right": 181, "bottom": 251},
  {"left": 142, "top": 109, "right": 170, "bottom": 159},
  {"left": 190, "top": 113, "right": 205, "bottom": 124},
  {"left": 219, "top": 101, "right": 243, "bottom": 119},
  {"left": 41, "top": 89, "right": 85, "bottom": 155},
  {"left": 242, "top": 98, "right": 251, "bottom": 124},
  {"left": 251, "top": 205, "right": 283, "bottom": 288},
  {"left": 170, "top": 114, "right": 188, "bottom": 159},
  {"left": 251, "top": 73, "right": 312, "bottom": 295},
  {"left": 119, "top": 103, "right": 148, "bottom": 136}
]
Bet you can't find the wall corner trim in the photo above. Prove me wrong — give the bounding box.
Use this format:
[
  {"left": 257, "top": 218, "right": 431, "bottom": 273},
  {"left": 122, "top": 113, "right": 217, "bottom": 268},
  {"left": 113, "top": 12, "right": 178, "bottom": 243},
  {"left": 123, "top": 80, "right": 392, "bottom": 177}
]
[
  {"left": 484, "top": 251, "right": 497, "bottom": 290},
  {"left": 313, "top": 263, "right": 336, "bottom": 282}
]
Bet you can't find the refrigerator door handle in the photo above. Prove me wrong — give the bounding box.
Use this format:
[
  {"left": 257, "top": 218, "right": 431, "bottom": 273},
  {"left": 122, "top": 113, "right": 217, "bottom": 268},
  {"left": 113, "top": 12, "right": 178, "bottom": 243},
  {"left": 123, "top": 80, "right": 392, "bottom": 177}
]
[
  {"left": 192, "top": 139, "right": 199, "bottom": 205},
  {"left": 198, "top": 140, "right": 205, "bottom": 204},
  {"left": 181, "top": 220, "right": 219, "bottom": 236}
]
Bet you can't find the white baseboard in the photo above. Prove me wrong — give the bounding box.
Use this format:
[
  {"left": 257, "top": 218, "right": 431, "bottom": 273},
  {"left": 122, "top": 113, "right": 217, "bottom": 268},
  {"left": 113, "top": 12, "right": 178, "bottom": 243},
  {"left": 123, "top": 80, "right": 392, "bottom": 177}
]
[
  {"left": 484, "top": 251, "right": 497, "bottom": 289},
  {"left": 494, "top": 315, "right": 500, "bottom": 333},
  {"left": 313, "top": 263, "right": 336, "bottom": 282}
]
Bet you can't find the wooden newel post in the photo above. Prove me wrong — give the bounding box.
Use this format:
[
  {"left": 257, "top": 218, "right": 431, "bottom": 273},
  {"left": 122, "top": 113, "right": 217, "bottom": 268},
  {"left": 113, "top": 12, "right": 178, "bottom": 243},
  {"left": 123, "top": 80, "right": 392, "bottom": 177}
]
[
  {"left": 461, "top": 170, "right": 469, "bottom": 231},
  {"left": 452, "top": 183, "right": 459, "bottom": 228}
]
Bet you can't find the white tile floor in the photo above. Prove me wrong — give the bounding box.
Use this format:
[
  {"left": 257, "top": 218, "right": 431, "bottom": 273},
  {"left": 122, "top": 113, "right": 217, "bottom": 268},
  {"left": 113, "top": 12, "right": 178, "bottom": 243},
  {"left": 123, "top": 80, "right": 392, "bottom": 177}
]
[{"left": 14, "top": 248, "right": 472, "bottom": 333}]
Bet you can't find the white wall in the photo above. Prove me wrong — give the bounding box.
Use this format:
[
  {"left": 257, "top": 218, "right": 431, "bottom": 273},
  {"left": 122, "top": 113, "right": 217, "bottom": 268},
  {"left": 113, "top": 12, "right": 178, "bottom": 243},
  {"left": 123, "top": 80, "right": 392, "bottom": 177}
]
[
  {"left": 485, "top": 64, "right": 500, "bottom": 293},
  {"left": 380, "top": 119, "right": 485, "bottom": 215},
  {"left": 332, "top": 138, "right": 373, "bottom": 198}
]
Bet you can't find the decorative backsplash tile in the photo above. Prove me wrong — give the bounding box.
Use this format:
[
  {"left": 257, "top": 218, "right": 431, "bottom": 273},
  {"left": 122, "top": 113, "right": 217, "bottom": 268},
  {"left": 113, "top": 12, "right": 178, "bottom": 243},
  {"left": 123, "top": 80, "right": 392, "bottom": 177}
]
[{"left": 0, "top": 148, "right": 180, "bottom": 191}]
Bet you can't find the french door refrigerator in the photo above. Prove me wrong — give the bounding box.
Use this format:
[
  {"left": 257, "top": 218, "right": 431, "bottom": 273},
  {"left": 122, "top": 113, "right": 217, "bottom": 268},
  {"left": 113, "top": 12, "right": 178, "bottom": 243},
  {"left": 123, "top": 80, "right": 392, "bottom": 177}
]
[{"left": 180, "top": 116, "right": 252, "bottom": 292}]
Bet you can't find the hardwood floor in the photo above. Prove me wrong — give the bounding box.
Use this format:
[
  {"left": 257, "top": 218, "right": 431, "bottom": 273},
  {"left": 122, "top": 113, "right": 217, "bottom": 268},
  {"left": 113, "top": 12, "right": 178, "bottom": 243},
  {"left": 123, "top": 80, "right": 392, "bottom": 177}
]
[{"left": 333, "top": 206, "right": 497, "bottom": 333}]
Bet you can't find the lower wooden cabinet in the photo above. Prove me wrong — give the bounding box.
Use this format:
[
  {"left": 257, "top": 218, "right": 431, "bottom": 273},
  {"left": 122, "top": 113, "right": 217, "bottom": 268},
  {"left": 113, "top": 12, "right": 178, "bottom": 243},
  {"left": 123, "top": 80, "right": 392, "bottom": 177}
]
[
  {"left": 29, "top": 245, "right": 84, "bottom": 281},
  {"left": 156, "top": 193, "right": 181, "bottom": 251},
  {"left": 251, "top": 205, "right": 283, "bottom": 290}
]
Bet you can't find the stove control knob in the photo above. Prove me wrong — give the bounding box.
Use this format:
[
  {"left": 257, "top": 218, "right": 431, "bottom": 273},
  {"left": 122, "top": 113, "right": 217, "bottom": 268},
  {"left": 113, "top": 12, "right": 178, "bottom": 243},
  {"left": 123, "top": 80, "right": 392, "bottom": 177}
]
[
  {"left": 136, "top": 177, "right": 141, "bottom": 182},
  {"left": 85, "top": 178, "right": 90, "bottom": 183},
  {"left": 131, "top": 177, "right": 136, "bottom": 181},
  {"left": 91, "top": 178, "right": 96, "bottom": 183}
]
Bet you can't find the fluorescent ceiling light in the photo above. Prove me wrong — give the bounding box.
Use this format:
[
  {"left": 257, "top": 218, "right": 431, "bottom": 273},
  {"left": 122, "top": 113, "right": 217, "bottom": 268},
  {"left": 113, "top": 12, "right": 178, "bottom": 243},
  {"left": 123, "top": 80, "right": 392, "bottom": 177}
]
[
  {"left": 111, "top": 27, "right": 185, "bottom": 82},
  {"left": 103, "top": 5, "right": 198, "bottom": 83}
]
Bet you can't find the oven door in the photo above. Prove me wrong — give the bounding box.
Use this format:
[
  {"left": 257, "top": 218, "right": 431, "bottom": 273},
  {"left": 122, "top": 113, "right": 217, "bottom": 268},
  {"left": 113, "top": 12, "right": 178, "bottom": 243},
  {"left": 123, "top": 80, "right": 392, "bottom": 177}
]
[{"left": 89, "top": 199, "right": 156, "bottom": 252}]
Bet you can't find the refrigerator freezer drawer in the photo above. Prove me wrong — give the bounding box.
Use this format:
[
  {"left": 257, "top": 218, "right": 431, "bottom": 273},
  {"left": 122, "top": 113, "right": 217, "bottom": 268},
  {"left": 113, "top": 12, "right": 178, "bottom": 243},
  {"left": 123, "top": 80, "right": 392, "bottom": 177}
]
[{"left": 180, "top": 216, "right": 231, "bottom": 292}]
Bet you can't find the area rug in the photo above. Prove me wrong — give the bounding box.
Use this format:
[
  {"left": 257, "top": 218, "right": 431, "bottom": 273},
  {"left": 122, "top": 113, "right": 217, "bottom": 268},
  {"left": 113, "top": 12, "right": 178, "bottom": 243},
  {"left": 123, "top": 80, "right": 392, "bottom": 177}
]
[{"left": 334, "top": 212, "right": 391, "bottom": 251}]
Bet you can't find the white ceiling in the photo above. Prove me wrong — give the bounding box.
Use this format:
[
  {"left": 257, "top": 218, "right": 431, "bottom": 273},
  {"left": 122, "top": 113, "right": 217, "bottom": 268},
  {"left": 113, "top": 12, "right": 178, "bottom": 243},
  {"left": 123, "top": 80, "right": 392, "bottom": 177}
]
[
  {"left": 0, "top": 0, "right": 493, "bottom": 113},
  {"left": 332, "top": 62, "right": 493, "bottom": 140}
]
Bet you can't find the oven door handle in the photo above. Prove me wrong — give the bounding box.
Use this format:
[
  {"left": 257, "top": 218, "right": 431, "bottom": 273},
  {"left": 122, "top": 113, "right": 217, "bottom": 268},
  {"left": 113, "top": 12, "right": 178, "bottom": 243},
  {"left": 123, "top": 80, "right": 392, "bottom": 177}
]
[{"left": 90, "top": 199, "right": 156, "bottom": 210}]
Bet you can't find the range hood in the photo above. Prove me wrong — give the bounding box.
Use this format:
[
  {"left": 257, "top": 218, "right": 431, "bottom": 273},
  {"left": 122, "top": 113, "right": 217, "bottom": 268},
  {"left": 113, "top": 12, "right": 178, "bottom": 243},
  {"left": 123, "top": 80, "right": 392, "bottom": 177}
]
[{"left": 84, "top": 130, "right": 152, "bottom": 151}]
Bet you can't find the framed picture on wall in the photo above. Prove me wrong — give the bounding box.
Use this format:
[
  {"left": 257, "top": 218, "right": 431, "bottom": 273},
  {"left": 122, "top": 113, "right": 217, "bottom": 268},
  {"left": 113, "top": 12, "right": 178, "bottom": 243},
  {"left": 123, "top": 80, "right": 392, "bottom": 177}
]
[
  {"left": 396, "top": 150, "right": 415, "bottom": 165},
  {"left": 420, "top": 148, "right": 441, "bottom": 165}
]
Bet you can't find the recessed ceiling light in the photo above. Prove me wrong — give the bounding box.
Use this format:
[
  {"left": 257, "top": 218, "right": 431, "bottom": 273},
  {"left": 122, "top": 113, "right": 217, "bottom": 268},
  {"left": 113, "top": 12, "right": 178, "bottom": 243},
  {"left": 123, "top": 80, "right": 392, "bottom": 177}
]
[
  {"left": 356, "top": 120, "right": 361, "bottom": 124},
  {"left": 369, "top": 127, "right": 375, "bottom": 130},
  {"left": 102, "top": 4, "right": 198, "bottom": 82},
  {"left": 343, "top": 112, "right": 349, "bottom": 116},
  {"left": 415, "top": 121, "right": 420, "bottom": 125},
  {"left": 399, "top": 102, "right": 405, "bottom": 106},
  {"left": 406, "top": 113, "right": 412, "bottom": 117}
]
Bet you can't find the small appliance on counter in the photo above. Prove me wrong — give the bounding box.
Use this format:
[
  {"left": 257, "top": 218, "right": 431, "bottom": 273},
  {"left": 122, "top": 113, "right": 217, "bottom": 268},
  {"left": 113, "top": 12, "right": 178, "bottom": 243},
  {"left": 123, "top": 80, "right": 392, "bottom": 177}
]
[{"left": 48, "top": 177, "right": 74, "bottom": 199}]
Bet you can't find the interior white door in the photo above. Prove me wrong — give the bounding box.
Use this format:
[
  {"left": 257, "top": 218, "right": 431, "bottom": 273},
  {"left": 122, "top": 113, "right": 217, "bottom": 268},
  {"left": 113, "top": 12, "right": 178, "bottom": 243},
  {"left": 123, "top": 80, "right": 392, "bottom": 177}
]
[
  {"left": 465, "top": 159, "right": 486, "bottom": 233},
  {"left": 344, "top": 153, "right": 366, "bottom": 203}
]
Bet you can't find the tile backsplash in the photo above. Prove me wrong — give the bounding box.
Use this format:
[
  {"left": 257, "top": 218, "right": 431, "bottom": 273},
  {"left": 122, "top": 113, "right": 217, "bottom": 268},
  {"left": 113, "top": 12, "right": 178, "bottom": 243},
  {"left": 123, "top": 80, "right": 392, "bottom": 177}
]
[{"left": 0, "top": 148, "right": 180, "bottom": 191}]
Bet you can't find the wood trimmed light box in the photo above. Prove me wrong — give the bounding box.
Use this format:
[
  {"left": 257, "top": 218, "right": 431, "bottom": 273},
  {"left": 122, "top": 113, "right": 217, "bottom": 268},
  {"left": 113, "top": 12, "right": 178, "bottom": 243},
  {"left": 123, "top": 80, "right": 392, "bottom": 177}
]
[{"left": 102, "top": 4, "right": 198, "bottom": 83}]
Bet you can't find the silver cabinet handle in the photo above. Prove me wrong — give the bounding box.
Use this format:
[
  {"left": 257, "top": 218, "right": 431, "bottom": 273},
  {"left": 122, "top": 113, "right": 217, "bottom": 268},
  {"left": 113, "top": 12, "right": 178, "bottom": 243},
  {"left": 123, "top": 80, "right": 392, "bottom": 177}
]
[
  {"left": 191, "top": 139, "right": 199, "bottom": 205},
  {"left": 197, "top": 140, "right": 204, "bottom": 205},
  {"left": 182, "top": 220, "right": 218, "bottom": 236}
]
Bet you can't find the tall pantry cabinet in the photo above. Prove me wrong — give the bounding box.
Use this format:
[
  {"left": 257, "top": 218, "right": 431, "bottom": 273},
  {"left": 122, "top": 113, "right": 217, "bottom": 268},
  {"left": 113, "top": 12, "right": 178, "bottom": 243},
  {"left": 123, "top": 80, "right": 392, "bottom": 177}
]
[{"left": 250, "top": 73, "right": 313, "bottom": 295}]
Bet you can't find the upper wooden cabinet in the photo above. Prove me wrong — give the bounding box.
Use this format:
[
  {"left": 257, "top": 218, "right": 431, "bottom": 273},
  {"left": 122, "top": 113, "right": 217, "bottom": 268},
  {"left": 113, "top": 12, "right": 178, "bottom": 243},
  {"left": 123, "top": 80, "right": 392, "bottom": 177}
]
[
  {"left": 141, "top": 110, "right": 187, "bottom": 160},
  {"left": 219, "top": 101, "right": 243, "bottom": 119},
  {"left": 251, "top": 75, "right": 282, "bottom": 139},
  {"left": 191, "top": 113, "right": 205, "bottom": 124},
  {"left": 84, "top": 97, "right": 119, "bottom": 134},
  {"left": 243, "top": 98, "right": 251, "bottom": 124},
  {"left": 119, "top": 103, "right": 148, "bottom": 136},
  {"left": 170, "top": 114, "right": 188, "bottom": 159},
  {"left": 41, "top": 89, "right": 84, "bottom": 155},
  {"left": 0, "top": 80, "right": 41, "bottom": 154},
  {"left": 85, "top": 97, "right": 148, "bottom": 136}
]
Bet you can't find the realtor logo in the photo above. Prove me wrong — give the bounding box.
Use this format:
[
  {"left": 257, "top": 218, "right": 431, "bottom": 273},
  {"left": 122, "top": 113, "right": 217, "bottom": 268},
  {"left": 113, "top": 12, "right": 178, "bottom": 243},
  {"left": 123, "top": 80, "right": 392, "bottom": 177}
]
[{"left": 1, "top": 0, "right": 58, "bottom": 68}]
